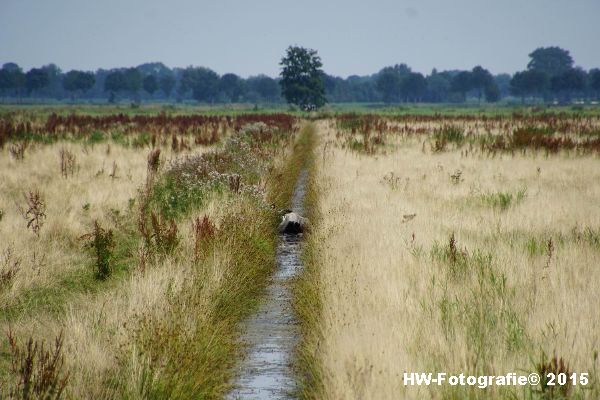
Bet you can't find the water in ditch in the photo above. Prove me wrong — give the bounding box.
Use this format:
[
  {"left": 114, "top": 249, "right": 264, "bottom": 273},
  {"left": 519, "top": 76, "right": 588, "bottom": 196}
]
[{"left": 226, "top": 169, "right": 308, "bottom": 400}]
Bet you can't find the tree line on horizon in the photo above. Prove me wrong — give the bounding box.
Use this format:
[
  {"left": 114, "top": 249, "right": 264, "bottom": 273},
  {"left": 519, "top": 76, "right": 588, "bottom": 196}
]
[{"left": 1, "top": 46, "right": 599, "bottom": 106}]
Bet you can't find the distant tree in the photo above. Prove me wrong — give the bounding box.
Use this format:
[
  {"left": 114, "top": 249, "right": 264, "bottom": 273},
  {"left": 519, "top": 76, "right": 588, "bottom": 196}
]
[
  {"left": 180, "top": 66, "right": 220, "bottom": 102},
  {"left": 401, "top": 72, "right": 426, "bottom": 102},
  {"left": 247, "top": 75, "right": 280, "bottom": 102},
  {"left": 347, "top": 75, "right": 379, "bottom": 102},
  {"left": 391, "top": 64, "right": 412, "bottom": 76},
  {"left": 470, "top": 66, "right": 495, "bottom": 104},
  {"left": 510, "top": 70, "right": 549, "bottom": 103},
  {"left": 159, "top": 73, "right": 176, "bottom": 98},
  {"left": 484, "top": 82, "right": 501, "bottom": 103},
  {"left": 527, "top": 47, "right": 574, "bottom": 77},
  {"left": 143, "top": 75, "right": 158, "bottom": 95},
  {"left": 375, "top": 64, "right": 411, "bottom": 103},
  {"left": 136, "top": 62, "right": 171, "bottom": 77},
  {"left": 328, "top": 75, "right": 357, "bottom": 103},
  {"left": 89, "top": 68, "right": 108, "bottom": 98},
  {"left": 425, "top": 70, "right": 451, "bottom": 102},
  {"left": 550, "top": 68, "right": 586, "bottom": 103},
  {"left": 219, "top": 73, "right": 245, "bottom": 102},
  {"left": 450, "top": 71, "right": 473, "bottom": 102},
  {"left": 0, "top": 69, "right": 10, "bottom": 94},
  {"left": 104, "top": 72, "right": 125, "bottom": 92},
  {"left": 493, "top": 73, "right": 512, "bottom": 98},
  {"left": 124, "top": 68, "right": 142, "bottom": 99},
  {"left": 38, "top": 64, "right": 63, "bottom": 98},
  {"left": 322, "top": 73, "right": 337, "bottom": 97},
  {"left": 376, "top": 68, "right": 401, "bottom": 103},
  {"left": 590, "top": 69, "right": 600, "bottom": 100},
  {"left": 280, "top": 46, "right": 326, "bottom": 109},
  {"left": 63, "top": 70, "right": 95, "bottom": 100},
  {"left": 2, "top": 62, "right": 21, "bottom": 72},
  {"left": 25, "top": 68, "right": 50, "bottom": 95},
  {"left": 103, "top": 68, "right": 142, "bottom": 101},
  {"left": 63, "top": 71, "right": 80, "bottom": 93},
  {"left": 104, "top": 71, "right": 127, "bottom": 102},
  {"left": 257, "top": 77, "right": 280, "bottom": 101},
  {"left": 79, "top": 71, "right": 96, "bottom": 92},
  {"left": 0, "top": 64, "right": 20, "bottom": 95},
  {"left": 329, "top": 74, "right": 374, "bottom": 103},
  {"left": 0, "top": 64, "right": 26, "bottom": 98}
]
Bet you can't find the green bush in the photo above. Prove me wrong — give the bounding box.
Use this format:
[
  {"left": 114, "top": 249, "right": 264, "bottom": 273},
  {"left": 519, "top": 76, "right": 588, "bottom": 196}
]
[{"left": 82, "top": 220, "right": 115, "bottom": 280}]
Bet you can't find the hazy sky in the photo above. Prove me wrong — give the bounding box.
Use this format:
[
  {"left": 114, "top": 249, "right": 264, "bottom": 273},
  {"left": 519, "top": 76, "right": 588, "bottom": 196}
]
[{"left": 1, "top": 0, "right": 599, "bottom": 78}]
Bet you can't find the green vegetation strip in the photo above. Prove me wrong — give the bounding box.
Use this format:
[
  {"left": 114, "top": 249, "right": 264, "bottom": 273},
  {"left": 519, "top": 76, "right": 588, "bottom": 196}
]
[{"left": 291, "top": 124, "right": 325, "bottom": 400}]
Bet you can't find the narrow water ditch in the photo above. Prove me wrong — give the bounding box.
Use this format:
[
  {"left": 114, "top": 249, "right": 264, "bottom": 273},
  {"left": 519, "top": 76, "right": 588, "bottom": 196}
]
[{"left": 226, "top": 169, "right": 308, "bottom": 399}]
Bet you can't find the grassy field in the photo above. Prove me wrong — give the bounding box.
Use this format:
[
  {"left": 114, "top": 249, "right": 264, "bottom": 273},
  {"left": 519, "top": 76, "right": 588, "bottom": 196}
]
[
  {"left": 2, "top": 105, "right": 600, "bottom": 399},
  {"left": 324, "top": 102, "right": 600, "bottom": 117},
  {"left": 0, "top": 108, "right": 310, "bottom": 398},
  {"left": 297, "top": 114, "right": 600, "bottom": 399},
  {"left": 3, "top": 102, "right": 600, "bottom": 120},
  {"left": 0, "top": 103, "right": 292, "bottom": 118}
]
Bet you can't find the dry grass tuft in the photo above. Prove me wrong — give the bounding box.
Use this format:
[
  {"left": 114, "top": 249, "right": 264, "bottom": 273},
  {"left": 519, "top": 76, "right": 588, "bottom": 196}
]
[
  {"left": 59, "top": 148, "right": 77, "bottom": 178},
  {"left": 536, "top": 353, "right": 572, "bottom": 398},
  {"left": 192, "top": 215, "right": 216, "bottom": 262},
  {"left": 20, "top": 190, "right": 47, "bottom": 236}
]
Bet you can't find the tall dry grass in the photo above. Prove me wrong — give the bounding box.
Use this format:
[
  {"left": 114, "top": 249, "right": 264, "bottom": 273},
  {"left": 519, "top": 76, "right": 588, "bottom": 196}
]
[
  {"left": 0, "top": 138, "right": 212, "bottom": 396},
  {"left": 305, "top": 120, "right": 600, "bottom": 399},
  {"left": 0, "top": 140, "right": 205, "bottom": 305},
  {"left": 0, "top": 142, "right": 146, "bottom": 301},
  {"left": 6, "top": 194, "right": 249, "bottom": 398}
]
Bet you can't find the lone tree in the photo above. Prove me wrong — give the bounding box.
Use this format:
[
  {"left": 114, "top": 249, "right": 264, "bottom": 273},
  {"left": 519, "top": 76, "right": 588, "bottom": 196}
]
[{"left": 280, "top": 46, "right": 326, "bottom": 110}]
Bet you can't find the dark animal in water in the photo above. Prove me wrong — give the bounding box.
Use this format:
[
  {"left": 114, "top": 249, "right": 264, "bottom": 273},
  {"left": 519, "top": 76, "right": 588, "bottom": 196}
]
[{"left": 278, "top": 210, "right": 309, "bottom": 234}]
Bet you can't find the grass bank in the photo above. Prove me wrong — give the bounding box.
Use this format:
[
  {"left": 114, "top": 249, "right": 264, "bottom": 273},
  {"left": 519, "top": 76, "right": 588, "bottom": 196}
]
[
  {"left": 291, "top": 122, "right": 325, "bottom": 399},
  {"left": 130, "top": 122, "right": 317, "bottom": 399}
]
